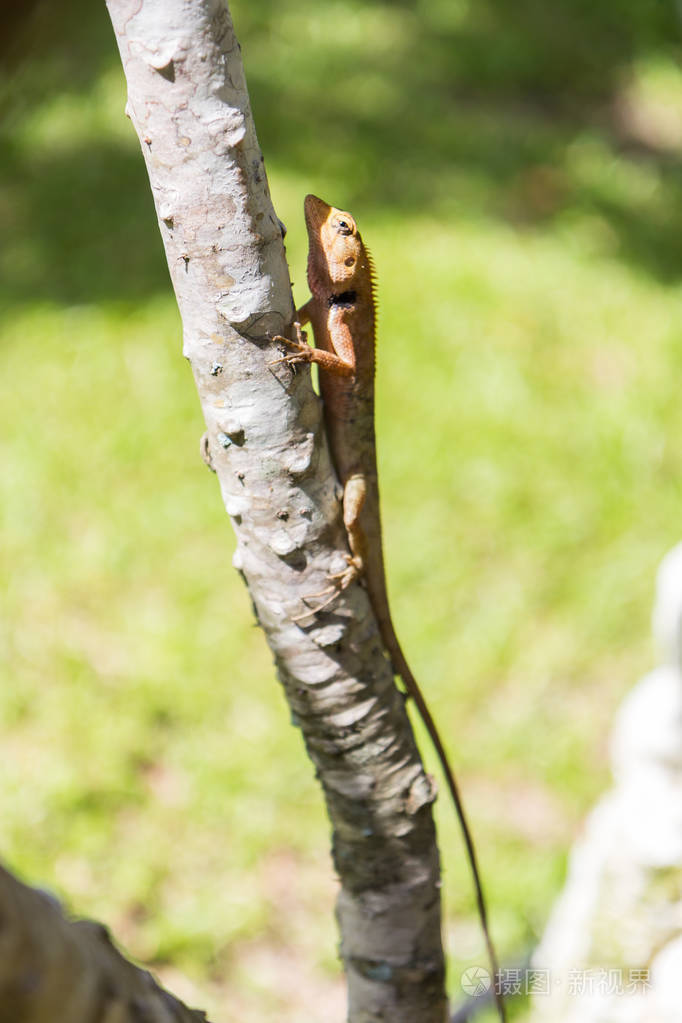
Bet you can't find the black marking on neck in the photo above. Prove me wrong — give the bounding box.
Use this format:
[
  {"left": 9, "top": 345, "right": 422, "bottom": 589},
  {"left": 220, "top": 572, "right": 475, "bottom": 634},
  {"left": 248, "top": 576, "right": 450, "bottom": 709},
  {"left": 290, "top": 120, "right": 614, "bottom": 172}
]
[{"left": 328, "top": 290, "right": 357, "bottom": 308}]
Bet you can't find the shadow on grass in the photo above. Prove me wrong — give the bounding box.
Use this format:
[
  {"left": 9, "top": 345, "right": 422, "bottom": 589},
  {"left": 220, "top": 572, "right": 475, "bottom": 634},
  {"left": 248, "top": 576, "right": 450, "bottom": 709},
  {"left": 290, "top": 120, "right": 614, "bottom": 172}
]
[
  {"left": 0, "top": 138, "right": 168, "bottom": 308},
  {"left": 2, "top": 0, "right": 682, "bottom": 313},
  {"left": 0, "top": 0, "right": 170, "bottom": 310}
]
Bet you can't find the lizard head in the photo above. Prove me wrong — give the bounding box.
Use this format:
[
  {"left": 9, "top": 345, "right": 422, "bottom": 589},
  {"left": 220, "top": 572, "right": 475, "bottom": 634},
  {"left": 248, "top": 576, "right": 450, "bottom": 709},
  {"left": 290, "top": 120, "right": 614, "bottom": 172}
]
[{"left": 304, "top": 194, "right": 372, "bottom": 299}]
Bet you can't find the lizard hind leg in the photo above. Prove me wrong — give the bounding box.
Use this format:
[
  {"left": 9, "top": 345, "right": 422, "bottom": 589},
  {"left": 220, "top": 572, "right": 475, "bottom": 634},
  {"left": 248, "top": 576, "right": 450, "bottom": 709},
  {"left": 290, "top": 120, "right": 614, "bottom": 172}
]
[
  {"left": 321, "top": 474, "right": 366, "bottom": 594},
  {"left": 292, "top": 475, "right": 367, "bottom": 622},
  {"left": 341, "top": 473, "right": 367, "bottom": 579}
]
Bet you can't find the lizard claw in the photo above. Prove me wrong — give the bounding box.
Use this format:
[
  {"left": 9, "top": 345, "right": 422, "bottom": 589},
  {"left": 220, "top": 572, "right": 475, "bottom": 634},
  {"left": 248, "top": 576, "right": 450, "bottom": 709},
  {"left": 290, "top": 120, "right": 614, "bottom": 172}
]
[
  {"left": 291, "top": 585, "right": 340, "bottom": 623},
  {"left": 292, "top": 556, "right": 362, "bottom": 622},
  {"left": 275, "top": 321, "right": 307, "bottom": 346},
  {"left": 267, "top": 353, "right": 301, "bottom": 370},
  {"left": 327, "top": 554, "right": 362, "bottom": 589},
  {"left": 268, "top": 323, "right": 311, "bottom": 368}
]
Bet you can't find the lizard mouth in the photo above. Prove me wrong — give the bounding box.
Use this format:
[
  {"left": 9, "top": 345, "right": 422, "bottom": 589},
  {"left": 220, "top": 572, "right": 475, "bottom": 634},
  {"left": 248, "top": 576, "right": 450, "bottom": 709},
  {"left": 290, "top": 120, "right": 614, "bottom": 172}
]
[{"left": 304, "top": 194, "right": 331, "bottom": 231}]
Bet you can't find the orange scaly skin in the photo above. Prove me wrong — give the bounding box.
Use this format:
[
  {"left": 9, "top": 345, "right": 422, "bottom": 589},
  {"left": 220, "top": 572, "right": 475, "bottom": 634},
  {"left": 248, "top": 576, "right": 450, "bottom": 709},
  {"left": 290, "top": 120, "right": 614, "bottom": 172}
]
[{"left": 278, "top": 195, "right": 505, "bottom": 1023}]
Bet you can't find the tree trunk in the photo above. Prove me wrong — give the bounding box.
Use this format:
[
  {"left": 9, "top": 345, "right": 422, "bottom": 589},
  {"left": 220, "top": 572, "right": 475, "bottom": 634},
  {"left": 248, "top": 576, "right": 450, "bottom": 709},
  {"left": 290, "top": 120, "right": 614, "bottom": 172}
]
[{"left": 104, "top": 1, "right": 448, "bottom": 1019}]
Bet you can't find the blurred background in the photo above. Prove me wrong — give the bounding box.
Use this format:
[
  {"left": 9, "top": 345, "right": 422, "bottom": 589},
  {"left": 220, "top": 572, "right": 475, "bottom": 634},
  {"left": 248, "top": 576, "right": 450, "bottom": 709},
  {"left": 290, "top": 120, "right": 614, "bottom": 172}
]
[{"left": 2, "top": 1, "right": 682, "bottom": 1019}]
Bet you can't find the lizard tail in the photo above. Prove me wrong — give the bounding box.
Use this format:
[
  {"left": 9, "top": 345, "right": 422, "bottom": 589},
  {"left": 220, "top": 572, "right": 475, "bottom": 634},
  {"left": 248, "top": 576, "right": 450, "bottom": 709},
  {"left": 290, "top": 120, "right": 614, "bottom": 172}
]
[{"left": 382, "top": 629, "right": 507, "bottom": 1023}]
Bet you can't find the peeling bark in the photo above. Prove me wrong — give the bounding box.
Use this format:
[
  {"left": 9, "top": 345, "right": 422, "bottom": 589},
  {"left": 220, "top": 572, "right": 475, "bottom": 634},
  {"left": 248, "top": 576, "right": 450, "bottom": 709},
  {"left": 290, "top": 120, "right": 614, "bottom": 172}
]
[
  {"left": 104, "top": 2, "right": 448, "bottom": 1019},
  {"left": 0, "top": 865, "right": 209, "bottom": 1023}
]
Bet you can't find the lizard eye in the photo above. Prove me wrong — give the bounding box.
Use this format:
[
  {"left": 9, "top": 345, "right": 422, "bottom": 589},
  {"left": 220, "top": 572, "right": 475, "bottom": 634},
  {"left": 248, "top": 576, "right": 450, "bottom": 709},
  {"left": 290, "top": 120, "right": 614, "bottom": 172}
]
[{"left": 336, "top": 218, "right": 353, "bottom": 236}]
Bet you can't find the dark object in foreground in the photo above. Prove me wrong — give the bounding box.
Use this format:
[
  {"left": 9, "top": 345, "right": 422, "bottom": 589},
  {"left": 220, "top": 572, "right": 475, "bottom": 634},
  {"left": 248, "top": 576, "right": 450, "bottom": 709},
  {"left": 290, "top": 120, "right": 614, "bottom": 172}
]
[{"left": 0, "top": 864, "right": 210, "bottom": 1023}]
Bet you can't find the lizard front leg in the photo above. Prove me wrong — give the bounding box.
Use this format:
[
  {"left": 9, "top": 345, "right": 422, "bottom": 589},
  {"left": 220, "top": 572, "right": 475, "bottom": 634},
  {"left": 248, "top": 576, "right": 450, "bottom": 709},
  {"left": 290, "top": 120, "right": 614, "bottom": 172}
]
[{"left": 273, "top": 311, "right": 357, "bottom": 376}]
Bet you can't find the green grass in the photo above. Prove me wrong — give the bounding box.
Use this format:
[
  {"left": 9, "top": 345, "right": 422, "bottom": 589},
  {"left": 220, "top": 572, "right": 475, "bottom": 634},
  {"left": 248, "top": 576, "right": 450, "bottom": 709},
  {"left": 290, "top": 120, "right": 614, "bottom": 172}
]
[{"left": 2, "top": 2, "right": 682, "bottom": 1020}]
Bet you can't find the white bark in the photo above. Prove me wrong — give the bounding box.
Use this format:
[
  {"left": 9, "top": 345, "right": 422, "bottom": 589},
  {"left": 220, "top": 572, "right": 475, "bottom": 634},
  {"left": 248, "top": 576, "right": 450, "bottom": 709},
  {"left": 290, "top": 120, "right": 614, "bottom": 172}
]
[{"left": 104, "top": 2, "right": 448, "bottom": 1021}]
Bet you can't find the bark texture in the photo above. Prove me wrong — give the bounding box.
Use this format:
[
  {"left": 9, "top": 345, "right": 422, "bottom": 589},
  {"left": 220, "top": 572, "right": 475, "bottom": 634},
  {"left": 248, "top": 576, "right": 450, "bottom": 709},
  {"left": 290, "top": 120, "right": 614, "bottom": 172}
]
[
  {"left": 0, "top": 865, "right": 209, "bottom": 1023},
  {"left": 105, "top": 2, "right": 448, "bottom": 1019}
]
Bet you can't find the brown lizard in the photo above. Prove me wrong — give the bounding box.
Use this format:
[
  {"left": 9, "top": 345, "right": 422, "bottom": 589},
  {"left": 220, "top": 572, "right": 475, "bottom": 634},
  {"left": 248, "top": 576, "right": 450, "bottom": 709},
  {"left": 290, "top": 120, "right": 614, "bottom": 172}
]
[{"left": 276, "top": 195, "right": 506, "bottom": 1023}]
